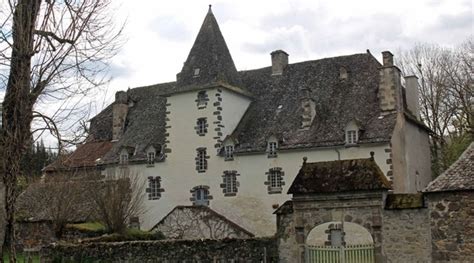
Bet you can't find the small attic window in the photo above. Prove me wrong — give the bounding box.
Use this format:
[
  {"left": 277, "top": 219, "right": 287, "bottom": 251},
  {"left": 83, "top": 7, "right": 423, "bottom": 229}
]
[
  {"left": 224, "top": 145, "right": 234, "bottom": 161},
  {"left": 339, "top": 67, "right": 349, "bottom": 80},
  {"left": 346, "top": 130, "right": 358, "bottom": 144},
  {"left": 193, "top": 68, "right": 200, "bottom": 77},
  {"left": 120, "top": 152, "right": 129, "bottom": 165},
  {"left": 345, "top": 120, "right": 360, "bottom": 146},
  {"left": 147, "top": 152, "right": 155, "bottom": 166},
  {"left": 267, "top": 141, "right": 278, "bottom": 158}
]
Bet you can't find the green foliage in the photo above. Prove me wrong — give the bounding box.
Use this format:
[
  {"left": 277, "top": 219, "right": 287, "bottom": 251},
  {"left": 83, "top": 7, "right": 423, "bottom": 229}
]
[
  {"left": 3, "top": 251, "right": 40, "bottom": 263},
  {"left": 66, "top": 222, "right": 106, "bottom": 233},
  {"left": 440, "top": 134, "right": 473, "bottom": 175},
  {"left": 20, "top": 139, "right": 57, "bottom": 183},
  {"left": 82, "top": 228, "right": 165, "bottom": 243}
]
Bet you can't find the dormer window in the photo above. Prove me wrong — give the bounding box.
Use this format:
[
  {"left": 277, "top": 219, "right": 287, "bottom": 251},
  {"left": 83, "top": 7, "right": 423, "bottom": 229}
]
[
  {"left": 120, "top": 152, "right": 129, "bottom": 165},
  {"left": 345, "top": 120, "right": 360, "bottom": 146},
  {"left": 267, "top": 141, "right": 278, "bottom": 158},
  {"left": 346, "top": 130, "right": 358, "bottom": 144},
  {"left": 196, "top": 91, "right": 208, "bottom": 109},
  {"left": 224, "top": 145, "right": 234, "bottom": 161},
  {"left": 339, "top": 67, "right": 349, "bottom": 80},
  {"left": 193, "top": 68, "right": 200, "bottom": 77},
  {"left": 147, "top": 151, "right": 155, "bottom": 166}
]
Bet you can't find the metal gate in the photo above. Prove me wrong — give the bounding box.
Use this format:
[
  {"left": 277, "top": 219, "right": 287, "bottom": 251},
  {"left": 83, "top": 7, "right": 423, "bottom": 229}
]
[{"left": 305, "top": 244, "right": 375, "bottom": 263}]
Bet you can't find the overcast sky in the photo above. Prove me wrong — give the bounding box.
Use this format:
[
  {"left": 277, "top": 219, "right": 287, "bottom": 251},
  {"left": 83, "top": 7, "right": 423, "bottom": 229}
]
[{"left": 107, "top": 0, "right": 471, "bottom": 102}]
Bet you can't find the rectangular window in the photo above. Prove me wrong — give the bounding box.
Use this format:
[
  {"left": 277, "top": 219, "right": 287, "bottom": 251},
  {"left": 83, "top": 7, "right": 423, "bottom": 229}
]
[
  {"left": 196, "top": 118, "right": 207, "bottom": 136},
  {"left": 268, "top": 141, "right": 278, "bottom": 157},
  {"left": 270, "top": 170, "right": 283, "bottom": 188},
  {"left": 147, "top": 176, "right": 161, "bottom": 200},
  {"left": 147, "top": 152, "right": 155, "bottom": 165},
  {"left": 194, "top": 187, "right": 209, "bottom": 206},
  {"left": 196, "top": 91, "right": 208, "bottom": 108},
  {"left": 347, "top": 130, "right": 357, "bottom": 144},
  {"left": 225, "top": 172, "right": 237, "bottom": 194},
  {"left": 197, "top": 148, "right": 207, "bottom": 172},
  {"left": 224, "top": 145, "right": 234, "bottom": 160}
]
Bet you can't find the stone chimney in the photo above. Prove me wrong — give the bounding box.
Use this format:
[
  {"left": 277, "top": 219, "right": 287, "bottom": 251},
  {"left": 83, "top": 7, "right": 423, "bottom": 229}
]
[
  {"left": 379, "top": 51, "right": 402, "bottom": 112},
  {"left": 271, "top": 50, "right": 289, "bottom": 76},
  {"left": 404, "top": 75, "right": 420, "bottom": 119},
  {"left": 300, "top": 87, "right": 316, "bottom": 129},
  {"left": 112, "top": 91, "right": 129, "bottom": 141}
]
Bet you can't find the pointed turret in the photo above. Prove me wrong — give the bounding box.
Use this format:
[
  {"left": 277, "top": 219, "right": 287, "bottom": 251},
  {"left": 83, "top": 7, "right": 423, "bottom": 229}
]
[{"left": 176, "top": 5, "right": 242, "bottom": 88}]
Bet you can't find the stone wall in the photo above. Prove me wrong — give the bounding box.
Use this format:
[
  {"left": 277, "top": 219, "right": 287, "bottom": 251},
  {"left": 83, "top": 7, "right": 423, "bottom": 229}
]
[
  {"left": 382, "top": 208, "right": 432, "bottom": 262},
  {"left": 41, "top": 237, "right": 277, "bottom": 262},
  {"left": 16, "top": 222, "right": 56, "bottom": 250},
  {"left": 427, "top": 191, "right": 474, "bottom": 262}
]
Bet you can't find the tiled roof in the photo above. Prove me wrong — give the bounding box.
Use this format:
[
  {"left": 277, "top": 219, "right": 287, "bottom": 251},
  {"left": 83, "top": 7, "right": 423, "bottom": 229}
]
[
  {"left": 424, "top": 142, "right": 474, "bottom": 192},
  {"left": 43, "top": 141, "right": 113, "bottom": 171},
  {"left": 288, "top": 158, "right": 391, "bottom": 195}
]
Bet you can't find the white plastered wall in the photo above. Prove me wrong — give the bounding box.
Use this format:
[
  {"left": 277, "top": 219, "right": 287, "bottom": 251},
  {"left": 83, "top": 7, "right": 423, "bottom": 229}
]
[{"left": 104, "top": 88, "right": 393, "bottom": 237}]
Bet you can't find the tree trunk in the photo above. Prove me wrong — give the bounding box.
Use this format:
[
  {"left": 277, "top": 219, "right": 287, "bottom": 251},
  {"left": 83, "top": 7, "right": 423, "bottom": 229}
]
[{"left": 1, "top": 0, "right": 42, "bottom": 261}]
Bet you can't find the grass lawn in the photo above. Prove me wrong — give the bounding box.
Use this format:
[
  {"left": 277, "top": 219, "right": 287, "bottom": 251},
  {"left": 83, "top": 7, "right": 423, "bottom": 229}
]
[{"left": 3, "top": 252, "right": 40, "bottom": 263}]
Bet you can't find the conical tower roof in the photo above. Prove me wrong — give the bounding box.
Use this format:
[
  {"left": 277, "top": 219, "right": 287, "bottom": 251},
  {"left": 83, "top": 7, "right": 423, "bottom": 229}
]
[{"left": 176, "top": 6, "right": 242, "bottom": 88}]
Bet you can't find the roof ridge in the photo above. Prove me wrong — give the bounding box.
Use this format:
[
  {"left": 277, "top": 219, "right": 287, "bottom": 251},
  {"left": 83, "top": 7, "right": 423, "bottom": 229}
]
[{"left": 238, "top": 52, "right": 372, "bottom": 74}]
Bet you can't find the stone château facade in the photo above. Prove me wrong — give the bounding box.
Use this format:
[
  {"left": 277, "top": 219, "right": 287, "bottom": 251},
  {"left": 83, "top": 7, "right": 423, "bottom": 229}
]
[{"left": 45, "top": 7, "right": 432, "bottom": 236}]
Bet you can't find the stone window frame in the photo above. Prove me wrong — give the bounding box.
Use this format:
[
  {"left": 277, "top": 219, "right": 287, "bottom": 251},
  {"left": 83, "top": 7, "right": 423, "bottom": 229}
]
[
  {"left": 267, "top": 141, "right": 278, "bottom": 158},
  {"left": 264, "top": 167, "right": 285, "bottom": 194},
  {"left": 146, "top": 176, "right": 164, "bottom": 201},
  {"left": 195, "top": 117, "right": 208, "bottom": 136},
  {"left": 220, "top": 170, "right": 240, "bottom": 196},
  {"left": 195, "top": 147, "right": 209, "bottom": 173},
  {"left": 190, "top": 185, "right": 213, "bottom": 206},
  {"left": 196, "top": 91, "right": 209, "bottom": 109},
  {"left": 224, "top": 145, "right": 234, "bottom": 161}
]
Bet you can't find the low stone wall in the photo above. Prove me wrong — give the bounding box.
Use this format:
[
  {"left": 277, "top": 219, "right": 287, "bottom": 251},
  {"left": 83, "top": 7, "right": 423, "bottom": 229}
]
[
  {"left": 41, "top": 237, "right": 278, "bottom": 262},
  {"left": 426, "top": 191, "right": 474, "bottom": 262}
]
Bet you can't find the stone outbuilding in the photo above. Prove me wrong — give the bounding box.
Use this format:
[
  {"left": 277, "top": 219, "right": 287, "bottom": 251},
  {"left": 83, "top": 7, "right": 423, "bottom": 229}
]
[
  {"left": 424, "top": 142, "right": 474, "bottom": 262},
  {"left": 276, "top": 155, "right": 432, "bottom": 263}
]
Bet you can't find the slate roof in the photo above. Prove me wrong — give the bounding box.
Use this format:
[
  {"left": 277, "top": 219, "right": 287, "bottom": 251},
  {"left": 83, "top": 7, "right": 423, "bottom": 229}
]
[
  {"left": 175, "top": 6, "right": 242, "bottom": 89},
  {"left": 424, "top": 142, "right": 474, "bottom": 192},
  {"left": 287, "top": 158, "right": 391, "bottom": 195},
  {"left": 79, "top": 8, "right": 402, "bottom": 164}
]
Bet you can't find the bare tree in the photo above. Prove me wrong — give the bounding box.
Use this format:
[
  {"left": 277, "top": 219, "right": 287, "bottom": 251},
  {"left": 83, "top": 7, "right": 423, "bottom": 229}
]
[
  {"left": 0, "top": 0, "right": 123, "bottom": 259},
  {"left": 16, "top": 173, "right": 91, "bottom": 238},
  {"left": 397, "top": 38, "right": 473, "bottom": 176},
  {"left": 88, "top": 169, "right": 146, "bottom": 234}
]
